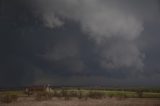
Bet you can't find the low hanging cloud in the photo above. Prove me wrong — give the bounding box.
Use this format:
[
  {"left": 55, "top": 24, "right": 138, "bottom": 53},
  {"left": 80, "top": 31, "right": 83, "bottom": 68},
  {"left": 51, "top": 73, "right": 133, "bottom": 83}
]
[
  {"left": 41, "top": 14, "right": 64, "bottom": 28},
  {"left": 30, "top": 0, "right": 159, "bottom": 70}
]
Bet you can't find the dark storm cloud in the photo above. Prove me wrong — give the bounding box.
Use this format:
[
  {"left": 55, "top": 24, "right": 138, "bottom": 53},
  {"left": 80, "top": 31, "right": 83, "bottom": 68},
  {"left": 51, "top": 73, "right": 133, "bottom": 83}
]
[
  {"left": 32, "top": 0, "right": 160, "bottom": 70},
  {"left": 0, "top": 0, "right": 160, "bottom": 87}
]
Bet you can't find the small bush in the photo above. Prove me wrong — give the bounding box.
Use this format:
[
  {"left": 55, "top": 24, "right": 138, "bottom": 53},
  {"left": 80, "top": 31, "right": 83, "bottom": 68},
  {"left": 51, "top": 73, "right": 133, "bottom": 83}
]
[
  {"left": 77, "top": 91, "right": 83, "bottom": 99},
  {"left": 53, "top": 90, "right": 62, "bottom": 98},
  {"left": 61, "top": 90, "right": 71, "bottom": 100},
  {"left": 35, "top": 91, "right": 53, "bottom": 101},
  {"left": 0, "top": 94, "right": 18, "bottom": 104},
  {"left": 87, "top": 91, "right": 106, "bottom": 99},
  {"left": 75, "top": 91, "right": 88, "bottom": 100},
  {"left": 51, "top": 89, "right": 71, "bottom": 100},
  {"left": 70, "top": 91, "right": 78, "bottom": 97},
  {"left": 136, "top": 90, "right": 143, "bottom": 98}
]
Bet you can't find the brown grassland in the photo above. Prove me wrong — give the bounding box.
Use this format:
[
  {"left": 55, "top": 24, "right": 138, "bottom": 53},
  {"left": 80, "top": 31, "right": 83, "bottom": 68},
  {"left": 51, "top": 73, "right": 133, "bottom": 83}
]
[{"left": 0, "top": 88, "right": 160, "bottom": 106}]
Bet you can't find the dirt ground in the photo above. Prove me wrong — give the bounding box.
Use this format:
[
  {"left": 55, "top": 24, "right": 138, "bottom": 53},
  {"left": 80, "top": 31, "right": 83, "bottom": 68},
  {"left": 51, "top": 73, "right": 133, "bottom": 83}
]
[{"left": 0, "top": 97, "right": 160, "bottom": 106}]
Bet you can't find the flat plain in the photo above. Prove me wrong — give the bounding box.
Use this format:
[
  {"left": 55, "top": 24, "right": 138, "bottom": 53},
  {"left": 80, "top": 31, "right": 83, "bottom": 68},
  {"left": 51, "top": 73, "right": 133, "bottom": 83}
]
[{"left": 0, "top": 88, "right": 160, "bottom": 106}]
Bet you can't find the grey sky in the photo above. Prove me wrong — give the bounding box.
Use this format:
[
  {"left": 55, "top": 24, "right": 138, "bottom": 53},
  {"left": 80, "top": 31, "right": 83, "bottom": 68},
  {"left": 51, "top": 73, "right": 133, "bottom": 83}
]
[{"left": 0, "top": 0, "right": 160, "bottom": 87}]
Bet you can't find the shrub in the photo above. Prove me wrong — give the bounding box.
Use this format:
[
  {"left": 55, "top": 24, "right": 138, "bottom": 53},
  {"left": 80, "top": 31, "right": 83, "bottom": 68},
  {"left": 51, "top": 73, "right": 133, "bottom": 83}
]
[
  {"left": 56, "top": 89, "right": 71, "bottom": 100},
  {"left": 78, "top": 91, "right": 83, "bottom": 99},
  {"left": 87, "top": 91, "right": 106, "bottom": 99},
  {"left": 136, "top": 90, "right": 143, "bottom": 98},
  {"left": 53, "top": 90, "right": 62, "bottom": 98},
  {"left": 0, "top": 94, "right": 18, "bottom": 104},
  {"left": 35, "top": 91, "right": 53, "bottom": 101},
  {"left": 70, "top": 91, "right": 78, "bottom": 97}
]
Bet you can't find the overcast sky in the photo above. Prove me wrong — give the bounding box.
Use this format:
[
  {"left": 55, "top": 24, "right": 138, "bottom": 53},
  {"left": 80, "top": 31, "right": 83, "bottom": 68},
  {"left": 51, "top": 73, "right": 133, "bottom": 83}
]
[{"left": 0, "top": 0, "right": 160, "bottom": 87}]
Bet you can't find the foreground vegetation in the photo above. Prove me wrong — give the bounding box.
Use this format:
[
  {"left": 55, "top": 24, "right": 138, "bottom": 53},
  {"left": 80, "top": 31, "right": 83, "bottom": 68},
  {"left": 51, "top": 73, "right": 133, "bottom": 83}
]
[{"left": 0, "top": 87, "right": 160, "bottom": 103}]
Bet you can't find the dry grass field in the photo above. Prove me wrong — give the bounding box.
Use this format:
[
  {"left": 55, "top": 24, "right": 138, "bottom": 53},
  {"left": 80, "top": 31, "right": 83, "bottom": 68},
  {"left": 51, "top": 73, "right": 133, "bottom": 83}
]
[{"left": 0, "top": 88, "right": 160, "bottom": 106}]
